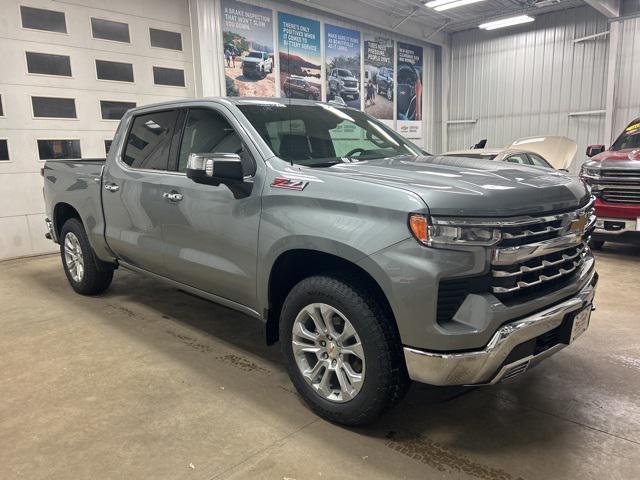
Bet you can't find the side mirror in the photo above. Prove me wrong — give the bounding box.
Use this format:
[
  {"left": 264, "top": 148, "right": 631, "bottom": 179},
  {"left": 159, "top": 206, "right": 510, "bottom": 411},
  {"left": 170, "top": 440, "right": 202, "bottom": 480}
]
[
  {"left": 186, "top": 153, "right": 244, "bottom": 185},
  {"left": 586, "top": 144, "right": 605, "bottom": 157}
]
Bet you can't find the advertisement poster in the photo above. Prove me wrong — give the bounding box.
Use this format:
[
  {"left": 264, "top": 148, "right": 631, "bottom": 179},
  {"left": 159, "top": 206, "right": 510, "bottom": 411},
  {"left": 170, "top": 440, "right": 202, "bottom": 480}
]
[
  {"left": 278, "top": 12, "right": 322, "bottom": 100},
  {"left": 222, "top": 0, "right": 275, "bottom": 97},
  {"left": 325, "top": 24, "right": 361, "bottom": 109},
  {"left": 396, "top": 42, "right": 423, "bottom": 139},
  {"left": 363, "top": 34, "right": 394, "bottom": 123}
]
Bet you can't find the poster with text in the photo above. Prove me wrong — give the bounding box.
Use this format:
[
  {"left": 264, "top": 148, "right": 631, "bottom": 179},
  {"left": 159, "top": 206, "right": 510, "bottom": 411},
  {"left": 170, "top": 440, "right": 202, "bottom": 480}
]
[
  {"left": 278, "top": 12, "right": 321, "bottom": 100},
  {"left": 364, "top": 34, "right": 394, "bottom": 123},
  {"left": 396, "top": 42, "right": 423, "bottom": 139},
  {"left": 325, "top": 24, "right": 361, "bottom": 109},
  {"left": 222, "top": 0, "right": 275, "bottom": 97}
]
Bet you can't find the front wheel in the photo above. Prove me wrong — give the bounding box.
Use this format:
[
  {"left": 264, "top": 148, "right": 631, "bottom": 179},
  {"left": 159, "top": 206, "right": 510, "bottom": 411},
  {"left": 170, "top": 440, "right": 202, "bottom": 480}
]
[
  {"left": 60, "top": 218, "right": 114, "bottom": 295},
  {"left": 280, "top": 275, "right": 409, "bottom": 426}
]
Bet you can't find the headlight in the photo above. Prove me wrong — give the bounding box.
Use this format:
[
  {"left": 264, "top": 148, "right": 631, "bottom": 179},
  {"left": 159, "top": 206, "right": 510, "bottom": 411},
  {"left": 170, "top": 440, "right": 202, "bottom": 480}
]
[
  {"left": 408, "top": 214, "right": 501, "bottom": 247},
  {"left": 580, "top": 165, "right": 600, "bottom": 180}
]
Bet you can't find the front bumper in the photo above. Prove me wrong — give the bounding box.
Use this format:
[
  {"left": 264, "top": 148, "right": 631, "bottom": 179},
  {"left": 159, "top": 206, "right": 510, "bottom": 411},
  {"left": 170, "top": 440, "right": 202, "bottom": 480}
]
[{"left": 403, "top": 269, "right": 598, "bottom": 386}]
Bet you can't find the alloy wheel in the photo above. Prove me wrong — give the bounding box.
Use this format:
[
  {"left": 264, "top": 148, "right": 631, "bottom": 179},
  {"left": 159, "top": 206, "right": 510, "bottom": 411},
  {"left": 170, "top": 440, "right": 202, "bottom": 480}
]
[{"left": 64, "top": 232, "right": 84, "bottom": 283}]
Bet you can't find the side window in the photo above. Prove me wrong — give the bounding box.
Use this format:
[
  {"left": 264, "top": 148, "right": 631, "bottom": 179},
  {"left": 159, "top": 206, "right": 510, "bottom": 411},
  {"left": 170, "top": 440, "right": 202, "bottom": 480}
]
[
  {"left": 177, "top": 108, "right": 255, "bottom": 175},
  {"left": 527, "top": 153, "right": 551, "bottom": 168},
  {"left": 123, "top": 110, "right": 178, "bottom": 170},
  {"left": 504, "top": 154, "right": 530, "bottom": 165}
]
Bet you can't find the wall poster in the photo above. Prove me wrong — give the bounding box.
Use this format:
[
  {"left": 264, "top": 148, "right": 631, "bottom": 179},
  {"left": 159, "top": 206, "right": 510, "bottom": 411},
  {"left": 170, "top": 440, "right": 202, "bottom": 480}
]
[
  {"left": 396, "top": 42, "right": 423, "bottom": 138},
  {"left": 363, "top": 34, "right": 394, "bottom": 123},
  {"left": 278, "top": 12, "right": 322, "bottom": 100},
  {"left": 222, "top": 0, "right": 276, "bottom": 97},
  {"left": 325, "top": 24, "right": 361, "bottom": 109}
]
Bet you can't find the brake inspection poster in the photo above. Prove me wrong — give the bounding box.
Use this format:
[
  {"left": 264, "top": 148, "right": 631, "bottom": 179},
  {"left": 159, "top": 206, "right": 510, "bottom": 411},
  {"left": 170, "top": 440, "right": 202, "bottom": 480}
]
[
  {"left": 221, "top": 0, "right": 275, "bottom": 97},
  {"left": 396, "top": 42, "right": 423, "bottom": 139}
]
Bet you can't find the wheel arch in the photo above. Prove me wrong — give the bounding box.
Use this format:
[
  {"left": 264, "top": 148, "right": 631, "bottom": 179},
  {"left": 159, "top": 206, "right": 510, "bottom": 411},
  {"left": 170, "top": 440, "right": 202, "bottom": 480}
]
[
  {"left": 264, "top": 248, "right": 396, "bottom": 345},
  {"left": 53, "top": 202, "right": 81, "bottom": 238}
]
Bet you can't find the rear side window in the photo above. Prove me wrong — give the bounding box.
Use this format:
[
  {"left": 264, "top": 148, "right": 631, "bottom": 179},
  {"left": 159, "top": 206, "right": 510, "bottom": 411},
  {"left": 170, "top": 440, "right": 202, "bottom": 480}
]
[
  {"left": 123, "top": 110, "right": 179, "bottom": 170},
  {"left": 177, "top": 108, "right": 253, "bottom": 174}
]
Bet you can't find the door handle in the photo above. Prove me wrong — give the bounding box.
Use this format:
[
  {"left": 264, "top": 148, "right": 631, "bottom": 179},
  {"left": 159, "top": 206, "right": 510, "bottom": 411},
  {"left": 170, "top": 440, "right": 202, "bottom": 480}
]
[
  {"left": 104, "top": 183, "right": 120, "bottom": 192},
  {"left": 162, "top": 191, "right": 183, "bottom": 202}
]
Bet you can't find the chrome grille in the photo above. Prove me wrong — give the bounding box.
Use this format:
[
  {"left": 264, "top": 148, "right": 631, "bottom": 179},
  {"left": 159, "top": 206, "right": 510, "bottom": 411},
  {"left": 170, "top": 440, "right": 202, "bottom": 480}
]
[
  {"left": 490, "top": 199, "right": 595, "bottom": 298},
  {"left": 600, "top": 169, "right": 640, "bottom": 179}
]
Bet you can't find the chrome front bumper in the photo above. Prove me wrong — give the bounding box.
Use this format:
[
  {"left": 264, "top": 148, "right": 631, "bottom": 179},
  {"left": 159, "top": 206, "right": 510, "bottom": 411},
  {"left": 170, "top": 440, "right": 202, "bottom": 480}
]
[
  {"left": 404, "top": 269, "right": 598, "bottom": 386},
  {"left": 594, "top": 217, "right": 637, "bottom": 235}
]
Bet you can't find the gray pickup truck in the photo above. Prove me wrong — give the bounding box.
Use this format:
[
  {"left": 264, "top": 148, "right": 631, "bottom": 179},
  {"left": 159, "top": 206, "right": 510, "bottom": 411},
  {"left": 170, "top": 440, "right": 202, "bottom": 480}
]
[{"left": 43, "top": 98, "right": 598, "bottom": 425}]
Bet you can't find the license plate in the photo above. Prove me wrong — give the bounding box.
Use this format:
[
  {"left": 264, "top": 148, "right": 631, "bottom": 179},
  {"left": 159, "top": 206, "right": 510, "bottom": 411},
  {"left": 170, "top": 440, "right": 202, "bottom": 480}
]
[{"left": 570, "top": 306, "right": 591, "bottom": 343}]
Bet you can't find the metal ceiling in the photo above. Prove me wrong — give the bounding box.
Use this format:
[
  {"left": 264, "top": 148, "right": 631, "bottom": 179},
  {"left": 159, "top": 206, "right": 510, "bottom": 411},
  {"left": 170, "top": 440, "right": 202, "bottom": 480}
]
[{"left": 357, "top": 0, "right": 587, "bottom": 33}]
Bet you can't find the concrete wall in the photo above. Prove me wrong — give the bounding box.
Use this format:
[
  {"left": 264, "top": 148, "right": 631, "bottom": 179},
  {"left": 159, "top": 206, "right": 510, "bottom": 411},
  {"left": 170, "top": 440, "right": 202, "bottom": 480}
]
[{"left": 0, "top": 0, "right": 195, "bottom": 260}]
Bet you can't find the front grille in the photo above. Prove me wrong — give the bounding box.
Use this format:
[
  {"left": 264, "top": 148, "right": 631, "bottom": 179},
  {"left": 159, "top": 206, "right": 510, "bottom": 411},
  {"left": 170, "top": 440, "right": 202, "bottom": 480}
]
[
  {"left": 492, "top": 244, "right": 587, "bottom": 294},
  {"left": 343, "top": 81, "right": 357, "bottom": 87},
  {"left": 600, "top": 169, "right": 640, "bottom": 178},
  {"left": 601, "top": 187, "right": 640, "bottom": 204}
]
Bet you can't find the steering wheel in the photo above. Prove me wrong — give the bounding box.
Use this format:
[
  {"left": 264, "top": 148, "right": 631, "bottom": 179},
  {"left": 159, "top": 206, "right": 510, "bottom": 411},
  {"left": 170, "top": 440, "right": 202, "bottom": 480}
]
[{"left": 344, "top": 147, "right": 367, "bottom": 158}]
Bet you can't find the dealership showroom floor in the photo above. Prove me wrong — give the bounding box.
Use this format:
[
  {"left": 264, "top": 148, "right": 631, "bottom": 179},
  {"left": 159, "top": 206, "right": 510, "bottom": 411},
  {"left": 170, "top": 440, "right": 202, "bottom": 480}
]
[
  {"left": 1, "top": 246, "right": 639, "bottom": 479},
  {"left": 2, "top": 0, "right": 640, "bottom": 479}
]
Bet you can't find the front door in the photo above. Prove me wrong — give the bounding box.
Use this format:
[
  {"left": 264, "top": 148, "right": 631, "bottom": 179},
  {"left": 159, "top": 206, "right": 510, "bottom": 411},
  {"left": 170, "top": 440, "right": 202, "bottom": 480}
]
[
  {"left": 159, "top": 106, "right": 262, "bottom": 310},
  {"left": 102, "top": 109, "right": 181, "bottom": 276}
]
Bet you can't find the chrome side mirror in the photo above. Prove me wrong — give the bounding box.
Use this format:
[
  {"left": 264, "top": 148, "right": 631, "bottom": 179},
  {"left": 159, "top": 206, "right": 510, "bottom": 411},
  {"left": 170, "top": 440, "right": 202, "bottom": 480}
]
[{"left": 186, "top": 153, "right": 244, "bottom": 185}]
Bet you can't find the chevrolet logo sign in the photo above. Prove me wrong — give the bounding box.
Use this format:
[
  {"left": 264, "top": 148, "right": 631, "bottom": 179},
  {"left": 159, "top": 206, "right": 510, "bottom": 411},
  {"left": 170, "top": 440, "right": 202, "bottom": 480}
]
[{"left": 568, "top": 215, "right": 588, "bottom": 235}]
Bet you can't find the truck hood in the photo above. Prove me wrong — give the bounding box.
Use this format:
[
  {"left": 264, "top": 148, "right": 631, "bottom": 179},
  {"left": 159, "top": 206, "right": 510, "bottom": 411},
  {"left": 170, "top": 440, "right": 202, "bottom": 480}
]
[
  {"left": 323, "top": 155, "right": 590, "bottom": 216},
  {"left": 340, "top": 76, "right": 358, "bottom": 82},
  {"left": 591, "top": 148, "right": 640, "bottom": 163}
]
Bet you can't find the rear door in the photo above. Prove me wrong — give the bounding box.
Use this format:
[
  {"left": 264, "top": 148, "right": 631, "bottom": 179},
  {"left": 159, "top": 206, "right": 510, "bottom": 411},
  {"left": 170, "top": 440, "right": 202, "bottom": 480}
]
[
  {"left": 102, "top": 108, "right": 182, "bottom": 275},
  {"left": 159, "top": 105, "right": 263, "bottom": 310}
]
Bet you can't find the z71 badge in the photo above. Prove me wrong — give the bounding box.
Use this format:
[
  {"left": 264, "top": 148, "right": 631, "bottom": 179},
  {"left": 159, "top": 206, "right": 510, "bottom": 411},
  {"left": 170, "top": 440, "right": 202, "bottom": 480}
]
[{"left": 271, "top": 177, "right": 309, "bottom": 191}]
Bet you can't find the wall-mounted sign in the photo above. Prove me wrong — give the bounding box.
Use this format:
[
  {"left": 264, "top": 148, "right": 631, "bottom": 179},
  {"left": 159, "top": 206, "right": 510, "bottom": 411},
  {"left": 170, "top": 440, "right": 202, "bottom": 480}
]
[
  {"left": 222, "top": 0, "right": 275, "bottom": 97},
  {"left": 397, "top": 42, "right": 423, "bottom": 138},
  {"left": 325, "top": 24, "right": 361, "bottom": 109},
  {"left": 278, "top": 12, "right": 322, "bottom": 100},
  {"left": 364, "top": 34, "right": 394, "bottom": 122}
]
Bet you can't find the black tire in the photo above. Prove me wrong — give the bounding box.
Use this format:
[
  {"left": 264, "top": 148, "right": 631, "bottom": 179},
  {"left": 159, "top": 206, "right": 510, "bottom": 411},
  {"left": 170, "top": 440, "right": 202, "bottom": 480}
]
[
  {"left": 589, "top": 239, "right": 604, "bottom": 250},
  {"left": 60, "top": 218, "right": 114, "bottom": 295},
  {"left": 280, "top": 274, "right": 409, "bottom": 426}
]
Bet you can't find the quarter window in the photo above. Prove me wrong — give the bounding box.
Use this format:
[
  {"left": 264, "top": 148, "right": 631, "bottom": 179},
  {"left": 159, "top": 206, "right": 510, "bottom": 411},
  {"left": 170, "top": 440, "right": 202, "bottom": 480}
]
[
  {"left": 37, "top": 140, "right": 81, "bottom": 160},
  {"left": 177, "top": 108, "right": 253, "bottom": 174},
  {"left": 100, "top": 100, "right": 136, "bottom": 120},
  {"left": 32, "top": 96, "right": 77, "bottom": 118},
  {"left": 149, "top": 28, "right": 182, "bottom": 51},
  {"left": 96, "top": 60, "right": 134, "bottom": 82},
  {"left": 504, "top": 154, "right": 530, "bottom": 165},
  {"left": 153, "top": 66, "right": 185, "bottom": 87},
  {"left": 26, "top": 52, "right": 72, "bottom": 76},
  {"left": 20, "top": 6, "right": 67, "bottom": 33},
  {"left": 123, "top": 110, "right": 179, "bottom": 170},
  {"left": 0, "top": 140, "right": 9, "bottom": 161},
  {"left": 91, "top": 18, "right": 130, "bottom": 43}
]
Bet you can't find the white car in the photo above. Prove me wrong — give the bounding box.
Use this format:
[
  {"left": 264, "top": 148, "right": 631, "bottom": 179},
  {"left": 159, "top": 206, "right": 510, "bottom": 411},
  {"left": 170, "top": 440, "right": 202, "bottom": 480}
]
[{"left": 443, "top": 136, "right": 577, "bottom": 171}]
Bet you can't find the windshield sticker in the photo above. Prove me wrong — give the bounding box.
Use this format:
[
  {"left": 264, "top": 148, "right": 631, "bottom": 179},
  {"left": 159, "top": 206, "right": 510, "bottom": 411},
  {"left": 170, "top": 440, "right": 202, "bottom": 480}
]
[{"left": 626, "top": 122, "right": 640, "bottom": 133}]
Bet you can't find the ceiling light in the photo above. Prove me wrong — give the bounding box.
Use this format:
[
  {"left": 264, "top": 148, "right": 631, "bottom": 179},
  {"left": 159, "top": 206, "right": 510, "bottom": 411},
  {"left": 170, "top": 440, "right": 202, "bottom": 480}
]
[
  {"left": 479, "top": 15, "right": 534, "bottom": 30},
  {"left": 425, "top": 0, "right": 485, "bottom": 11}
]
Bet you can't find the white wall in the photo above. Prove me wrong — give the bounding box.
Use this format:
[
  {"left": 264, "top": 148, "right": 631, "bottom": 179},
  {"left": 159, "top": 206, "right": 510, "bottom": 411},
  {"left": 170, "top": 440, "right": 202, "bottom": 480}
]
[
  {"left": 613, "top": 15, "right": 640, "bottom": 136},
  {"left": 447, "top": 6, "right": 610, "bottom": 172},
  {"left": 0, "top": 0, "right": 195, "bottom": 260}
]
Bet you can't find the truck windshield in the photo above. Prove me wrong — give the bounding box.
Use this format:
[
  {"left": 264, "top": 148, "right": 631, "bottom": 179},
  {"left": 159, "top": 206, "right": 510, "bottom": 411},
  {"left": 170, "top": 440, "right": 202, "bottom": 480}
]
[
  {"left": 247, "top": 52, "right": 263, "bottom": 58},
  {"left": 611, "top": 121, "right": 640, "bottom": 151},
  {"left": 237, "top": 103, "right": 423, "bottom": 166}
]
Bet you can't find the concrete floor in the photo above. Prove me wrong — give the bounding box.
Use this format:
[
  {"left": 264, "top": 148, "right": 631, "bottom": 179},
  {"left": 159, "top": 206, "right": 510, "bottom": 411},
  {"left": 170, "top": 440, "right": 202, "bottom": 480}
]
[{"left": 1, "top": 246, "right": 639, "bottom": 480}]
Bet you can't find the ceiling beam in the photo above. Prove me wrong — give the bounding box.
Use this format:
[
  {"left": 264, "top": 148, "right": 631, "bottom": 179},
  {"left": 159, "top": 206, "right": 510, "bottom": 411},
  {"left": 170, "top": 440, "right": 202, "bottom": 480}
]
[{"left": 584, "top": 0, "right": 620, "bottom": 18}]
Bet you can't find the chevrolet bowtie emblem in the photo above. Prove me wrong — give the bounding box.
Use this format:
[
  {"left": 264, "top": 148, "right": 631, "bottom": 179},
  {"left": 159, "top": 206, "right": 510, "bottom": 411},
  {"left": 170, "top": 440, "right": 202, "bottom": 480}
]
[{"left": 569, "top": 215, "right": 588, "bottom": 234}]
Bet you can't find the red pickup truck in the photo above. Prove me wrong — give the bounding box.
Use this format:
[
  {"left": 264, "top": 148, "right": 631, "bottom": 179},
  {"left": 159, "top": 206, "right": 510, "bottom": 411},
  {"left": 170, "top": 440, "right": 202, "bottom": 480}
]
[{"left": 581, "top": 117, "right": 640, "bottom": 249}]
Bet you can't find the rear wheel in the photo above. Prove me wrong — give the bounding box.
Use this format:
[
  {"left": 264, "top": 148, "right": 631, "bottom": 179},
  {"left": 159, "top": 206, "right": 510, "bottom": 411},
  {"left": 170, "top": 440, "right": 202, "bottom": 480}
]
[
  {"left": 60, "top": 218, "right": 114, "bottom": 295},
  {"left": 280, "top": 275, "right": 409, "bottom": 426}
]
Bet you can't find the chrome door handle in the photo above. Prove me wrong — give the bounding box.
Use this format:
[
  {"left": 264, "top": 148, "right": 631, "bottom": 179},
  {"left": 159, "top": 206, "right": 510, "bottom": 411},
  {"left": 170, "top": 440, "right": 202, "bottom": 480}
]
[
  {"left": 162, "top": 191, "right": 183, "bottom": 202},
  {"left": 104, "top": 183, "right": 120, "bottom": 192}
]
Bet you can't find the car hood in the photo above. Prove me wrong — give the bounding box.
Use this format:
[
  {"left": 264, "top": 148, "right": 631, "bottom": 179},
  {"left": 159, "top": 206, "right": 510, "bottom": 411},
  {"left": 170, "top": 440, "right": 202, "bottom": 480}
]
[
  {"left": 509, "top": 136, "right": 577, "bottom": 170},
  {"left": 322, "top": 155, "right": 590, "bottom": 216},
  {"left": 340, "top": 76, "right": 358, "bottom": 82}
]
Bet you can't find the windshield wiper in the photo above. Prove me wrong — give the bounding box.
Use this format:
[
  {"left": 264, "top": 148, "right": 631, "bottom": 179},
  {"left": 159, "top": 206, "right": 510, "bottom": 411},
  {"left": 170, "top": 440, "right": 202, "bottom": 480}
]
[{"left": 305, "top": 160, "right": 344, "bottom": 168}]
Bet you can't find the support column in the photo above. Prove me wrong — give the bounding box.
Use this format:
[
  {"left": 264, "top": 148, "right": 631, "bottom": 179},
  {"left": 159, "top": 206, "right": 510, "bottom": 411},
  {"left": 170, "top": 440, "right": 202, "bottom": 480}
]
[{"left": 189, "top": 0, "right": 225, "bottom": 97}]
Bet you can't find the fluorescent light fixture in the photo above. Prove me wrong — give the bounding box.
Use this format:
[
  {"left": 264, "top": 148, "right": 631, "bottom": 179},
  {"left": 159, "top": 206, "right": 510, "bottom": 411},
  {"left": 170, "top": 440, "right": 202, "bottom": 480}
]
[
  {"left": 479, "top": 15, "right": 534, "bottom": 30},
  {"left": 425, "top": 0, "right": 485, "bottom": 11}
]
